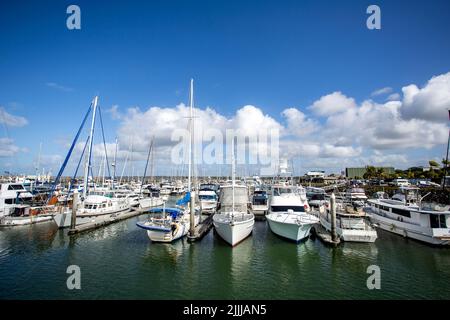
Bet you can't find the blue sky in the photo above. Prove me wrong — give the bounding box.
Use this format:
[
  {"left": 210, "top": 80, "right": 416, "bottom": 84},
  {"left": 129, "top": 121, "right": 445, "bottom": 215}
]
[{"left": 1, "top": 0, "right": 450, "bottom": 176}]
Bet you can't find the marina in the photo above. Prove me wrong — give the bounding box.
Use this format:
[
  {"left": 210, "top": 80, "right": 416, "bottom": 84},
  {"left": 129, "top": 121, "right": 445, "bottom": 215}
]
[
  {"left": 1, "top": 0, "right": 450, "bottom": 303},
  {"left": 1, "top": 194, "right": 450, "bottom": 300}
]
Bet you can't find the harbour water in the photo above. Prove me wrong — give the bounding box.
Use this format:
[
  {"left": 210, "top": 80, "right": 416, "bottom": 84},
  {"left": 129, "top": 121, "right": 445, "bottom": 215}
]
[{"left": 1, "top": 197, "right": 450, "bottom": 300}]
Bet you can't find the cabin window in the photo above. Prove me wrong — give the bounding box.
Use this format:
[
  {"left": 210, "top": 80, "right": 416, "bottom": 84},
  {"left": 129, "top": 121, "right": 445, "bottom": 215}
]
[
  {"left": 430, "top": 214, "right": 440, "bottom": 228},
  {"left": 391, "top": 208, "right": 411, "bottom": 218},
  {"left": 440, "top": 215, "right": 447, "bottom": 228},
  {"left": 8, "top": 185, "right": 24, "bottom": 190},
  {"left": 5, "top": 198, "right": 14, "bottom": 204}
]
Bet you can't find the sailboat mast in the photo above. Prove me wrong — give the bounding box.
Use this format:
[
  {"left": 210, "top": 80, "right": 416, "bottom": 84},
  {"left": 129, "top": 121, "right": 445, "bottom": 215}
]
[
  {"left": 83, "top": 96, "right": 98, "bottom": 199},
  {"left": 189, "top": 79, "right": 196, "bottom": 237},
  {"left": 188, "top": 79, "right": 194, "bottom": 192},
  {"left": 112, "top": 137, "right": 118, "bottom": 190},
  {"left": 231, "top": 137, "right": 235, "bottom": 217}
]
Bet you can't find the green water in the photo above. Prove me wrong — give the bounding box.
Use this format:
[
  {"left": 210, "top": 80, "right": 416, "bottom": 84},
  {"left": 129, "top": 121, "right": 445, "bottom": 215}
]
[{"left": 1, "top": 202, "right": 450, "bottom": 299}]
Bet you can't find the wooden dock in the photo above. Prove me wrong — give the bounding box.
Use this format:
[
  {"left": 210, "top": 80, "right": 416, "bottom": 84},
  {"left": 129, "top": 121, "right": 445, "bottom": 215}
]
[
  {"left": 187, "top": 214, "right": 214, "bottom": 242},
  {"left": 68, "top": 207, "right": 149, "bottom": 235},
  {"left": 312, "top": 224, "right": 341, "bottom": 246}
]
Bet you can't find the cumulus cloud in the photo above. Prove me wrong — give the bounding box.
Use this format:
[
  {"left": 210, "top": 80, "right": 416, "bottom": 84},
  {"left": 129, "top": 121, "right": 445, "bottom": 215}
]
[
  {"left": 282, "top": 108, "right": 318, "bottom": 136},
  {"left": 401, "top": 72, "right": 450, "bottom": 122},
  {"left": 309, "top": 91, "right": 357, "bottom": 116},
  {"left": 0, "top": 107, "right": 28, "bottom": 127}
]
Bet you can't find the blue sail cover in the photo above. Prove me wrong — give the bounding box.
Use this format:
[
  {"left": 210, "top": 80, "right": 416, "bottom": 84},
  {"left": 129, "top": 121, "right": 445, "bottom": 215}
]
[
  {"left": 147, "top": 207, "right": 183, "bottom": 219},
  {"left": 176, "top": 191, "right": 191, "bottom": 206}
]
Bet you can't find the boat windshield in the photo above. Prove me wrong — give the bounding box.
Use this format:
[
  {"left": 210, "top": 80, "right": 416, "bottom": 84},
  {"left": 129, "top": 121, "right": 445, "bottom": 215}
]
[
  {"left": 199, "top": 195, "right": 216, "bottom": 200},
  {"left": 271, "top": 205, "right": 305, "bottom": 212},
  {"left": 308, "top": 194, "right": 325, "bottom": 201},
  {"left": 273, "top": 188, "right": 295, "bottom": 196}
]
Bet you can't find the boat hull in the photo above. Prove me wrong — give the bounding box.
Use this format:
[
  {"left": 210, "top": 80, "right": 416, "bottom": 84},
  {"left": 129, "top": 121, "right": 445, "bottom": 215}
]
[
  {"left": 0, "top": 215, "right": 53, "bottom": 227},
  {"left": 138, "top": 197, "right": 165, "bottom": 210},
  {"left": 266, "top": 213, "right": 316, "bottom": 242},
  {"left": 369, "top": 210, "right": 449, "bottom": 245},
  {"left": 320, "top": 216, "right": 377, "bottom": 243},
  {"left": 146, "top": 221, "right": 189, "bottom": 242},
  {"left": 213, "top": 214, "right": 254, "bottom": 246}
]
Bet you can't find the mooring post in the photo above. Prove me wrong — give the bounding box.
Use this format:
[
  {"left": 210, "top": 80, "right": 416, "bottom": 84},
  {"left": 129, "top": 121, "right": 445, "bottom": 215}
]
[
  {"left": 70, "top": 190, "right": 79, "bottom": 232},
  {"left": 330, "top": 192, "right": 337, "bottom": 242}
]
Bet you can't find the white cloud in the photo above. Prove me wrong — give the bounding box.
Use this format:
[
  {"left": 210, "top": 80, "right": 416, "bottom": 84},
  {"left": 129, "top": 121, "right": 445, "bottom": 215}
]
[
  {"left": 371, "top": 87, "right": 393, "bottom": 97},
  {"left": 282, "top": 108, "right": 318, "bottom": 136},
  {"left": 401, "top": 72, "right": 450, "bottom": 122},
  {"left": 106, "top": 105, "right": 123, "bottom": 120},
  {"left": 309, "top": 91, "right": 357, "bottom": 116},
  {"left": 46, "top": 82, "right": 74, "bottom": 92},
  {"left": 0, "top": 107, "right": 28, "bottom": 127},
  {"left": 386, "top": 93, "right": 401, "bottom": 101},
  {"left": 0, "top": 138, "right": 23, "bottom": 157}
]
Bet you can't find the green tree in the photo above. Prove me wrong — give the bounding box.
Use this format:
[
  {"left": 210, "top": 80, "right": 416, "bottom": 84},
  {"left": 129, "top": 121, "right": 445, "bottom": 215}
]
[{"left": 429, "top": 160, "right": 440, "bottom": 168}]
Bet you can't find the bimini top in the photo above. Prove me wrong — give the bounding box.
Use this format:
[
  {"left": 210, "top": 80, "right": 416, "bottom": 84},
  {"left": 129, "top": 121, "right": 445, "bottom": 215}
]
[{"left": 147, "top": 207, "right": 184, "bottom": 218}]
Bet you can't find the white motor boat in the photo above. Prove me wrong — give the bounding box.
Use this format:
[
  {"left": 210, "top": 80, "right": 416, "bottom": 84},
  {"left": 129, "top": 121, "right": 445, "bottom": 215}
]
[
  {"left": 251, "top": 189, "right": 269, "bottom": 217},
  {"left": 320, "top": 202, "right": 377, "bottom": 243},
  {"left": 266, "top": 185, "right": 319, "bottom": 242},
  {"left": 344, "top": 187, "right": 368, "bottom": 205},
  {"left": 198, "top": 189, "right": 218, "bottom": 214},
  {"left": 367, "top": 188, "right": 450, "bottom": 245},
  {"left": 53, "top": 193, "right": 131, "bottom": 228},
  {"left": 0, "top": 205, "right": 54, "bottom": 227},
  {"left": 213, "top": 184, "right": 254, "bottom": 246}
]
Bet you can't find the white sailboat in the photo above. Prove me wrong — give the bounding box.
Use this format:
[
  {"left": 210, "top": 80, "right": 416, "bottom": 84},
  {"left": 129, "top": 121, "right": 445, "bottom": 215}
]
[
  {"left": 52, "top": 96, "right": 131, "bottom": 228},
  {"left": 136, "top": 79, "right": 199, "bottom": 242},
  {"left": 213, "top": 139, "right": 255, "bottom": 246},
  {"left": 266, "top": 185, "right": 319, "bottom": 242}
]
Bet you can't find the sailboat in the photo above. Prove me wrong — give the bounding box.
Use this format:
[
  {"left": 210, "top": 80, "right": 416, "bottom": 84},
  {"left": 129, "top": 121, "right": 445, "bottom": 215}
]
[
  {"left": 137, "top": 138, "right": 165, "bottom": 210},
  {"left": 52, "top": 96, "right": 131, "bottom": 228},
  {"left": 213, "top": 139, "right": 255, "bottom": 246},
  {"left": 136, "top": 79, "right": 199, "bottom": 242}
]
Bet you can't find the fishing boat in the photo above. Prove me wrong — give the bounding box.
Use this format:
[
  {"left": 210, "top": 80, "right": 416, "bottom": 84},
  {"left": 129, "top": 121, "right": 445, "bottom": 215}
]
[
  {"left": 367, "top": 187, "right": 450, "bottom": 245},
  {"left": 266, "top": 185, "right": 319, "bottom": 242},
  {"left": 319, "top": 202, "right": 377, "bottom": 243},
  {"left": 213, "top": 138, "right": 254, "bottom": 246}
]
